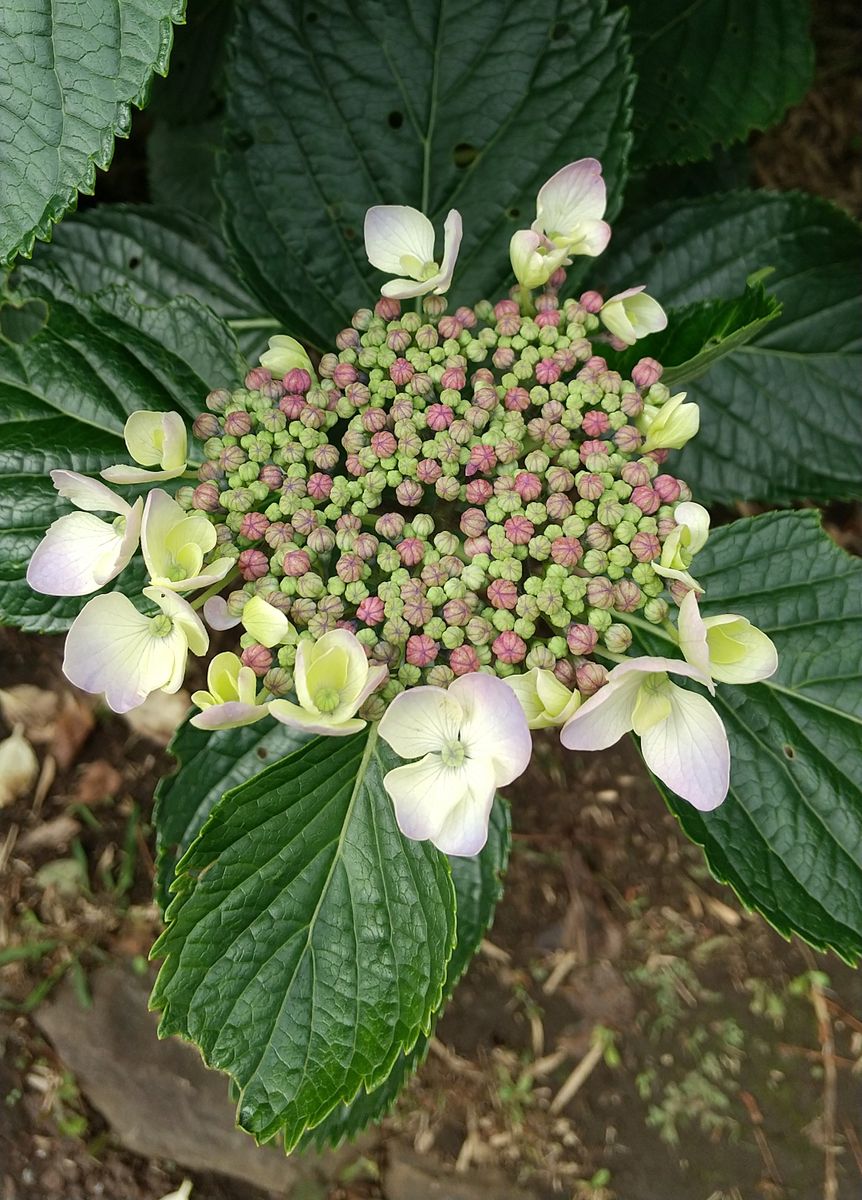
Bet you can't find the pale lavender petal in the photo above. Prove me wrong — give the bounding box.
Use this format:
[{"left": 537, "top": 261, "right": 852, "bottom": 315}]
[
  {"left": 535, "top": 158, "right": 607, "bottom": 233},
  {"left": 190, "top": 701, "right": 269, "bottom": 730},
  {"left": 203, "top": 596, "right": 241, "bottom": 631},
  {"left": 51, "top": 470, "right": 130, "bottom": 515},
  {"left": 449, "top": 673, "right": 532, "bottom": 786},
  {"left": 559, "top": 672, "right": 641, "bottom": 751},
  {"left": 432, "top": 758, "right": 498, "bottom": 857}
]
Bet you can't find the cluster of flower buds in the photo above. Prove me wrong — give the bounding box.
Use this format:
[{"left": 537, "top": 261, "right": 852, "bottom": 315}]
[{"left": 26, "top": 158, "right": 778, "bottom": 856}]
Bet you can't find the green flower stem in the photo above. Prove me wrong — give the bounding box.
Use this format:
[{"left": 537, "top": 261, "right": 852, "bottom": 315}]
[
  {"left": 592, "top": 647, "right": 629, "bottom": 666},
  {"left": 610, "top": 610, "right": 678, "bottom": 646},
  {"left": 514, "top": 285, "right": 535, "bottom": 316},
  {"left": 191, "top": 568, "right": 240, "bottom": 611},
  {"left": 228, "top": 318, "right": 282, "bottom": 331}
]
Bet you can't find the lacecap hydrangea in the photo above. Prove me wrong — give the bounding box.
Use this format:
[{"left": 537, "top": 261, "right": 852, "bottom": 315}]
[{"left": 27, "top": 159, "right": 778, "bottom": 855}]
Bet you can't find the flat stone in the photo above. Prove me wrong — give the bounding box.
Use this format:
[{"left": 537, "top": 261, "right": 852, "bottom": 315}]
[
  {"left": 383, "top": 1144, "right": 540, "bottom": 1200},
  {"left": 36, "top": 966, "right": 371, "bottom": 1195}
]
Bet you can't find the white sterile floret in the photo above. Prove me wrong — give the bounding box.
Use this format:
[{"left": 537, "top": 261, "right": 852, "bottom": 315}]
[
  {"left": 677, "top": 590, "right": 778, "bottom": 686},
  {"left": 101, "top": 411, "right": 188, "bottom": 484},
  {"left": 599, "top": 286, "right": 668, "bottom": 346},
  {"left": 364, "top": 206, "right": 462, "bottom": 299},
  {"left": 268, "top": 628, "right": 387, "bottom": 736}
]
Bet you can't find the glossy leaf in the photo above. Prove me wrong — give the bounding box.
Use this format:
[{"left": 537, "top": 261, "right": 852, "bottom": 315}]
[
  {"left": 301, "top": 795, "right": 511, "bottom": 1150},
  {"left": 627, "top": 0, "right": 813, "bottom": 165},
  {"left": 630, "top": 511, "right": 862, "bottom": 961},
  {"left": 0, "top": 0, "right": 184, "bottom": 263},
  {"left": 0, "top": 273, "right": 244, "bottom": 632},
  {"left": 597, "top": 191, "right": 862, "bottom": 502},
  {"left": 218, "top": 0, "right": 634, "bottom": 344},
  {"left": 606, "top": 279, "right": 782, "bottom": 386},
  {"left": 150, "top": 727, "right": 457, "bottom": 1149}
]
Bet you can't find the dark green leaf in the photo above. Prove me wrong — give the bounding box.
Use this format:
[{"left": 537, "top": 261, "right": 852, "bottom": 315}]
[
  {"left": 146, "top": 125, "right": 223, "bottom": 228},
  {"left": 0, "top": 0, "right": 185, "bottom": 263},
  {"left": 631, "top": 511, "right": 862, "bottom": 962},
  {"left": 0, "top": 274, "right": 244, "bottom": 632},
  {"left": 300, "top": 795, "right": 511, "bottom": 1150},
  {"left": 597, "top": 191, "right": 862, "bottom": 503},
  {"left": 150, "top": 727, "right": 457, "bottom": 1150},
  {"left": 607, "top": 279, "right": 782, "bottom": 386},
  {"left": 153, "top": 716, "right": 310, "bottom": 913},
  {"left": 16, "top": 206, "right": 272, "bottom": 360},
  {"left": 626, "top": 0, "right": 813, "bottom": 165},
  {"left": 218, "top": 0, "right": 634, "bottom": 345}
]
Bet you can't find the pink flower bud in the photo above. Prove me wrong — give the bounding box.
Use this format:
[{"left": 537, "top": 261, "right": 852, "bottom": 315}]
[
  {"left": 197, "top": 460, "right": 223, "bottom": 483},
  {"left": 435, "top": 476, "right": 460, "bottom": 502},
  {"left": 442, "top": 598, "right": 471, "bottom": 627},
  {"left": 631, "top": 357, "right": 663, "bottom": 389},
  {"left": 414, "top": 459, "right": 440, "bottom": 484},
  {"left": 224, "top": 410, "right": 251, "bottom": 437},
  {"left": 614, "top": 424, "right": 643, "bottom": 453},
  {"left": 206, "top": 388, "right": 231, "bottom": 413},
  {"left": 581, "top": 410, "right": 610, "bottom": 437},
  {"left": 567, "top": 622, "right": 598, "bottom": 655},
  {"left": 464, "top": 535, "right": 491, "bottom": 557},
  {"left": 284, "top": 368, "right": 312, "bottom": 394},
  {"left": 586, "top": 577, "right": 615, "bottom": 609},
  {"left": 375, "top": 297, "right": 401, "bottom": 320},
  {"left": 465, "top": 479, "right": 493, "bottom": 504},
  {"left": 397, "top": 537, "right": 425, "bottom": 566},
  {"left": 370, "top": 430, "right": 397, "bottom": 458},
  {"left": 504, "top": 516, "right": 535, "bottom": 545},
  {"left": 336, "top": 327, "right": 361, "bottom": 351},
  {"left": 492, "top": 630, "right": 527, "bottom": 664},
  {"left": 471, "top": 387, "right": 497, "bottom": 413},
  {"left": 406, "top": 634, "right": 439, "bottom": 667},
  {"left": 554, "top": 658, "right": 577, "bottom": 687},
  {"left": 242, "top": 644, "right": 273, "bottom": 676},
  {"left": 657, "top": 516, "right": 677, "bottom": 539},
  {"left": 460, "top": 508, "right": 488, "bottom": 537},
  {"left": 437, "top": 315, "right": 463, "bottom": 340},
  {"left": 265, "top": 521, "right": 293, "bottom": 549},
  {"left": 620, "top": 390, "right": 644, "bottom": 418},
  {"left": 426, "top": 403, "right": 453, "bottom": 431},
  {"left": 487, "top": 579, "right": 518, "bottom": 610},
  {"left": 549, "top": 266, "right": 567, "bottom": 289},
  {"left": 240, "top": 511, "right": 270, "bottom": 540},
  {"left": 653, "top": 474, "right": 681, "bottom": 503},
  {"left": 576, "top": 661, "right": 608, "bottom": 696},
  {"left": 193, "top": 412, "right": 221, "bottom": 439},
  {"left": 375, "top": 512, "right": 405, "bottom": 540},
  {"left": 357, "top": 595, "right": 385, "bottom": 625},
  {"left": 387, "top": 327, "right": 412, "bottom": 353},
  {"left": 585, "top": 522, "right": 612, "bottom": 551},
  {"left": 495, "top": 299, "right": 519, "bottom": 319},
  {"left": 353, "top": 533, "right": 378, "bottom": 560},
  {"left": 535, "top": 358, "right": 561, "bottom": 385},
  {"left": 307, "top": 526, "right": 335, "bottom": 554},
  {"left": 551, "top": 536, "right": 583, "bottom": 567},
  {"left": 332, "top": 362, "right": 358, "bottom": 388},
  {"left": 504, "top": 386, "right": 530, "bottom": 412},
  {"left": 630, "top": 531, "right": 661, "bottom": 562},
  {"left": 282, "top": 549, "right": 311, "bottom": 577},
  {"left": 577, "top": 472, "right": 604, "bottom": 501},
  {"left": 360, "top": 408, "right": 386, "bottom": 435},
  {"left": 466, "top": 444, "right": 497, "bottom": 476},
  {"left": 440, "top": 366, "right": 466, "bottom": 390},
  {"left": 279, "top": 394, "right": 305, "bottom": 420},
  {"left": 307, "top": 472, "right": 334, "bottom": 501},
  {"left": 514, "top": 472, "right": 542, "bottom": 502},
  {"left": 238, "top": 548, "right": 269, "bottom": 581},
  {"left": 546, "top": 493, "right": 573, "bottom": 521},
  {"left": 536, "top": 309, "right": 561, "bottom": 328},
  {"left": 300, "top": 404, "right": 326, "bottom": 430},
  {"left": 630, "top": 485, "right": 660, "bottom": 514},
  {"left": 344, "top": 453, "right": 366, "bottom": 477},
  {"left": 192, "top": 482, "right": 221, "bottom": 512},
  {"left": 455, "top": 306, "right": 477, "bottom": 328},
  {"left": 621, "top": 460, "right": 651, "bottom": 487},
  {"left": 493, "top": 347, "right": 515, "bottom": 370},
  {"left": 580, "top": 291, "right": 603, "bottom": 314},
  {"left": 396, "top": 480, "right": 423, "bottom": 507},
  {"left": 336, "top": 553, "right": 364, "bottom": 583},
  {"left": 245, "top": 366, "right": 271, "bottom": 390},
  {"left": 259, "top": 464, "right": 284, "bottom": 490},
  {"left": 613, "top": 580, "right": 642, "bottom": 612},
  {"left": 389, "top": 358, "right": 414, "bottom": 386},
  {"left": 596, "top": 370, "right": 622, "bottom": 395},
  {"left": 445, "top": 645, "right": 477, "bottom": 676}
]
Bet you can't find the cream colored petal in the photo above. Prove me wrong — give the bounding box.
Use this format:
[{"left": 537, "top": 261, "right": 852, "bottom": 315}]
[
  {"left": 504, "top": 669, "right": 546, "bottom": 725},
  {"left": 101, "top": 464, "right": 186, "bottom": 484},
  {"left": 432, "top": 758, "right": 498, "bottom": 857},
  {"left": 560, "top": 672, "right": 641, "bottom": 751},
  {"left": 378, "top": 686, "right": 462, "bottom": 760},
  {"left": 63, "top": 594, "right": 180, "bottom": 713},
  {"left": 268, "top": 700, "right": 364, "bottom": 737},
  {"left": 534, "top": 158, "right": 607, "bottom": 236},
  {"left": 382, "top": 753, "right": 466, "bottom": 844},
  {"left": 380, "top": 275, "right": 438, "bottom": 299},
  {"left": 203, "top": 596, "right": 241, "bottom": 631},
  {"left": 144, "top": 585, "right": 209, "bottom": 656},
  {"left": 625, "top": 292, "right": 668, "bottom": 338},
  {"left": 432, "top": 209, "right": 462, "bottom": 294},
  {"left": 364, "top": 205, "right": 436, "bottom": 276},
  {"left": 640, "top": 684, "right": 730, "bottom": 811},
  {"left": 703, "top": 617, "right": 778, "bottom": 685},
  {"left": 191, "top": 701, "right": 268, "bottom": 730},
  {"left": 50, "top": 470, "right": 131, "bottom": 516},
  {"left": 674, "top": 502, "right": 711, "bottom": 555},
  {"left": 677, "top": 589, "right": 713, "bottom": 682},
  {"left": 599, "top": 298, "right": 637, "bottom": 345}
]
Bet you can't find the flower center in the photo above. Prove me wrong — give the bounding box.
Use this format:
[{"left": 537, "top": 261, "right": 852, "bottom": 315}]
[
  {"left": 149, "top": 613, "right": 174, "bottom": 639},
  {"left": 314, "top": 686, "right": 341, "bottom": 714},
  {"left": 400, "top": 254, "right": 438, "bottom": 281},
  {"left": 439, "top": 738, "right": 466, "bottom": 769},
  {"left": 112, "top": 515, "right": 127, "bottom": 536}
]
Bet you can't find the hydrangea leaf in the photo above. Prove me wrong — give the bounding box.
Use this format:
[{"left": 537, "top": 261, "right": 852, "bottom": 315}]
[
  {"left": 626, "top": 0, "right": 814, "bottom": 166},
  {"left": 150, "top": 726, "right": 457, "bottom": 1151},
  {"left": 15, "top": 206, "right": 273, "bottom": 360},
  {"left": 0, "top": 0, "right": 185, "bottom": 264},
  {"left": 597, "top": 191, "right": 862, "bottom": 503},
  {"left": 606, "top": 279, "right": 782, "bottom": 387},
  {"left": 153, "top": 716, "right": 311, "bottom": 914},
  {"left": 218, "top": 0, "right": 634, "bottom": 344},
  {"left": 299, "top": 794, "right": 511, "bottom": 1151},
  {"left": 0, "top": 272, "right": 244, "bottom": 633},
  {"left": 630, "top": 510, "right": 862, "bottom": 962}
]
